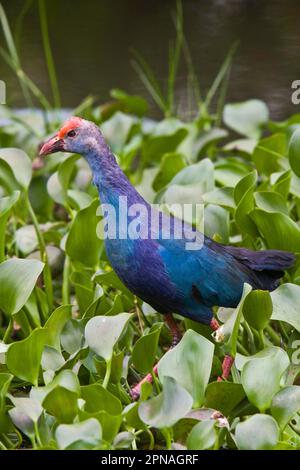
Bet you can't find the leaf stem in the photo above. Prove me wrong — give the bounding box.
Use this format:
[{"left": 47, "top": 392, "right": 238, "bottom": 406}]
[
  {"left": 3, "top": 318, "right": 13, "bottom": 343},
  {"left": 62, "top": 255, "right": 71, "bottom": 304},
  {"left": 147, "top": 428, "right": 155, "bottom": 450},
  {"left": 242, "top": 320, "right": 256, "bottom": 354},
  {"left": 25, "top": 191, "right": 53, "bottom": 313},
  {"left": 162, "top": 428, "right": 172, "bottom": 450},
  {"left": 265, "top": 324, "right": 281, "bottom": 346},
  {"left": 103, "top": 357, "right": 112, "bottom": 389},
  {"left": 34, "top": 421, "right": 43, "bottom": 448}
]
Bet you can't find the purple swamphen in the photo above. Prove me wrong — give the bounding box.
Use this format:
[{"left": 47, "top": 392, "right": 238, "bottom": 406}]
[{"left": 40, "top": 117, "right": 295, "bottom": 397}]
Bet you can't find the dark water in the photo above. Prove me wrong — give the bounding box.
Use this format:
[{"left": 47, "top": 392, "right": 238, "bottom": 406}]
[{"left": 1, "top": 0, "right": 300, "bottom": 120}]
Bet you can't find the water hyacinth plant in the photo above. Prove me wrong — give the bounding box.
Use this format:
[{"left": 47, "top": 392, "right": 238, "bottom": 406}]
[{"left": 0, "top": 0, "right": 300, "bottom": 452}]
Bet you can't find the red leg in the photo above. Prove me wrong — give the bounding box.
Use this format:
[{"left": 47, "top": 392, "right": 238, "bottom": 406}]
[
  {"left": 130, "top": 314, "right": 182, "bottom": 400},
  {"left": 210, "top": 317, "right": 220, "bottom": 331},
  {"left": 217, "top": 354, "right": 235, "bottom": 381},
  {"left": 165, "top": 313, "right": 182, "bottom": 347}
]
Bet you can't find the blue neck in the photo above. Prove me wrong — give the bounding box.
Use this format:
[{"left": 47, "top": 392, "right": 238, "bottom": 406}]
[{"left": 85, "top": 144, "right": 147, "bottom": 208}]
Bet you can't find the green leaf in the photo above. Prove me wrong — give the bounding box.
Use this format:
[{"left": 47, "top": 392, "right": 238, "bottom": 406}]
[
  {"left": 0, "top": 191, "right": 20, "bottom": 262},
  {"left": 101, "top": 111, "right": 136, "bottom": 153},
  {"left": 15, "top": 225, "right": 38, "bottom": 255},
  {"left": 84, "top": 312, "right": 133, "bottom": 360},
  {"left": 44, "top": 305, "right": 72, "bottom": 351},
  {"left": 152, "top": 153, "right": 186, "bottom": 192},
  {"left": 43, "top": 386, "right": 79, "bottom": 424},
  {"left": 202, "top": 187, "right": 235, "bottom": 210},
  {"left": 187, "top": 420, "right": 217, "bottom": 450},
  {"left": 142, "top": 118, "right": 188, "bottom": 163},
  {"left": 223, "top": 283, "right": 252, "bottom": 357},
  {"left": 30, "top": 370, "right": 80, "bottom": 403},
  {"left": 80, "top": 383, "right": 122, "bottom": 415},
  {"left": 241, "top": 347, "right": 290, "bottom": 412},
  {"left": 235, "top": 414, "right": 279, "bottom": 450},
  {"left": 205, "top": 382, "right": 245, "bottom": 416},
  {"left": 110, "top": 89, "right": 148, "bottom": 117},
  {"left": 250, "top": 209, "right": 300, "bottom": 251},
  {"left": 223, "top": 99, "right": 269, "bottom": 139},
  {"left": 254, "top": 191, "right": 289, "bottom": 215},
  {"left": 0, "top": 258, "right": 44, "bottom": 315},
  {"left": 47, "top": 154, "right": 79, "bottom": 204},
  {"left": 61, "top": 319, "right": 84, "bottom": 354},
  {"left": 214, "top": 158, "right": 251, "bottom": 187},
  {"left": 6, "top": 328, "right": 48, "bottom": 386},
  {"left": 234, "top": 170, "right": 258, "bottom": 237},
  {"left": 243, "top": 290, "right": 273, "bottom": 331},
  {"left": 158, "top": 330, "right": 214, "bottom": 407},
  {"left": 289, "top": 127, "right": 300, "bottom": 177},
  {"left": 204, "top": 204, "right": 229, "bottom": 243},
  {"left": 271, "top": 283, "right": 300, "bottom": 332},
  {"left": 0, "top": 372, "right": 13, "bottom": 433},
  {"left": 138, "top": 376, "right": 193, "bottom": 429},
  {"left": 272, "top": 170, "right": 292, "bottom": 199},
  {"left": 132, "top": 323, "right": 162, "bottom": 374},
  {"left": 170, "top": 158, "right": 214, "bottom": 189},
  {"left": 9, "top": 397, "right": 43, "bottom": 440},
  {"left": 271, "top": 386, "right": 300, "bottom": 430},
  {"left": 79, "top": 409, "right": 122, "bottom": 443},
  {"left": 0, "top": 148, "right": 32, "bottom": 189},
  {"left": 94, "top": 269, "right": 133, "bottom": 299},
  {"left": 55, "top": 418, "right": 102, "bottom": 450},
  {"left": 41, "top": 346, "right": 65, "bottom": 371},
  {"left": 252, "top": 133, "right": 286, "bottom": 175},
  {"left": 66, "top": 199, "right": 102, "bottom": 267},
  {"left": 9, "top": 396, "right": 43, "bottom": 423}
]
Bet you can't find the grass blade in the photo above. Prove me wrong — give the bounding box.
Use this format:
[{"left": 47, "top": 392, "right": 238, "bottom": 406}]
[
  {"left": 38, "top": 0, "right": 61, "bottom": 108},
  {"left": 131, "top": 49, "right": 167, "bottom": 114},
  {"left": 204, "top": 41, "right": 239, "bottom": 110},
  {"left": 0, "top": 2, "right": 32, "bottom": 106}
]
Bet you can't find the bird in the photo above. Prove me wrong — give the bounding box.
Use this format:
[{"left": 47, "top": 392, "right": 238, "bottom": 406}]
[{"left": 40, "top": 116, "right": 295, "bottom": 397}]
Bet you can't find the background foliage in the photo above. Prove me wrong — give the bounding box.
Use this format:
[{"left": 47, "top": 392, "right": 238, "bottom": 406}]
[{"left": 0, "top": 1, "right": 300, "bottom": 450}]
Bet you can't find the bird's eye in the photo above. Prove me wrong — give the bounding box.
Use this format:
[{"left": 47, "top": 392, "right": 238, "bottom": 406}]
[{"left": 67, "top": 129, "right": 76, "bottom": 138}]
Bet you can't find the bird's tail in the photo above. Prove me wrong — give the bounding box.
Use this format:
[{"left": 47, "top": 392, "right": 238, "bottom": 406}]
[{"left": 225, "top": 246, "right": 295, "bottom": 291}]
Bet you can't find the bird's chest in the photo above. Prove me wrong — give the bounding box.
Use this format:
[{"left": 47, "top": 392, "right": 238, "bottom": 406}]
[{"left": 104, "top": 238, "right": 176, "bottom": 307}]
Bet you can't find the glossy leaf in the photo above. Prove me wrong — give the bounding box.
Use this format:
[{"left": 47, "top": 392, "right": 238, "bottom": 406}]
[
  {"left": 271, "top": 386, "right": 300, "bottom": 430},
  {"left": 43, "top": 386, "right": 79, "bottom": 423},
  {"left": 139, "top": 376, "right": 193, "bottom": 429},
  {"left": 205, "top": 382, "right": 245, "bottom": 416},
  {"left": 252, "top": 133, "right": 286, "bottom": 175},
  {"left": 242, "top": 290, "right": 273, "bottom": 331},
  {"left": 84, "top": 312, "right": 133, "bottom": 360},
  {"left": 158, "top": 329, "right": 214, "bottom": 407},
  {"left": 80, "top": 383, "right": 122, "bottom": 415},
  {"left": 44, "top": 305, "right": 72, "bottom": 351},
  {"left": 271, "top": 283, "right": 300, "bottom": 332},
  {"left": 30, "top": 370, "right": 80, "bottom": 403},
  {"left": 152, "top": 152, "right": 186, "bottom": 192},
  {"left": 47, "top": 154, "right": 79, "bottom": 204},
  {"left": 6, "top": 328, "right": 48, "bottom": 386},
  {"left": 241, "top": 347, "right": 290, "bottom": 412},
  {"left": 55, "top": 418, "right": 102, "bottom": 450},
  {"left": 132, "top": 323, "right": 162, "bottom": 374},
  {"left": 0, "top": 191, "right": 20, "bottom": 262},
  {"left": 187, "top": 420, "right": 217, "bottom": 450},
  {"left": 250, "top": 209, "right": 300, "bottom": 251},
  {"left": 223, "top": 99, "right": 269, "bottom": 139},
  {"left": 235, "top": 414, "right": 279, "bottom": 450},
  {"left": 0, "top": 148, "right": 32, "bottom": 189},
  {"left": 289, "top": 127, "right": 300, "bottom": 177},
  {"left": 0, "top": 258, "right": 44, "bottom": 315},
  {"left": 66, "top": 199, "right": 102, "bottom": 267}
]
